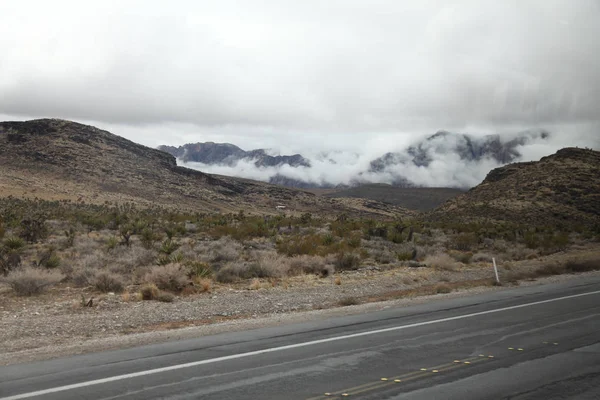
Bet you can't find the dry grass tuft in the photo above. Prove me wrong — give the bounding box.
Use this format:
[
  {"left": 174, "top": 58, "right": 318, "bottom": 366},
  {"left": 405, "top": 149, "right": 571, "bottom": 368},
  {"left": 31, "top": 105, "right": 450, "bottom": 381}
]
[
  {"left": 249, "top": 278, "right": 261, "bottom": 290},
  {"left": 197, "top": 278, "right": 212, "bottom": 293},
  {"left": 140, "top": 283, "right": 160, "bottom": 300},
  {"left": 424, "top": 253, "right": 459, "bottom": 271}
]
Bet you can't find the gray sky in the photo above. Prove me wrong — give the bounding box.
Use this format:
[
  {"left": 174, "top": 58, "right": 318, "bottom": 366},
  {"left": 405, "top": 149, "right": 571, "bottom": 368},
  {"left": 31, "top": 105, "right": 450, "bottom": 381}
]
[{"left": 1, "top": 0, "right": 599, "bottom": 156}]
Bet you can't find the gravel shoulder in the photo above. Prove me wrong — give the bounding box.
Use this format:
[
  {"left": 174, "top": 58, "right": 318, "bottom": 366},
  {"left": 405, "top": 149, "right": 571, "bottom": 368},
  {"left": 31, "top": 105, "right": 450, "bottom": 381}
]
[{"left": 1, "top": 246, "right": 599, "bottom": 366}]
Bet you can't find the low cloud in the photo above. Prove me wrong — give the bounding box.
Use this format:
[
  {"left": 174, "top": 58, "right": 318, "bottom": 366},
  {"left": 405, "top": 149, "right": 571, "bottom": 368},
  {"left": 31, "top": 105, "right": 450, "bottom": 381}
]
[{"left": 179, "top": 127, "right": 597, "bottom": 188}]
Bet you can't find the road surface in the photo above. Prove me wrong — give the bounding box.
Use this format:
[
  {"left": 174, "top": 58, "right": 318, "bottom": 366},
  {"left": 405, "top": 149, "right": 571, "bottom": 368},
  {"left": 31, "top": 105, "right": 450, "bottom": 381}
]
[{"left": 1, "top": 275, "right": 600, "bottom": 399}]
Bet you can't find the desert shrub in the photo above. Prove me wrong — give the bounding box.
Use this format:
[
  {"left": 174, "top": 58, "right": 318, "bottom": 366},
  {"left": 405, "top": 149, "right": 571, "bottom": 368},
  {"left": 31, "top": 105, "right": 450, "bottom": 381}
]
[
  {"left": 215, "top": 265, "right": 239, "bottom": 283},
  {"left": 140, "top": 283, "right": 159, "bottom": 300},
  {"left": 472, "top": 253, "right": 494, "bottom": 263},
  {"left": 397, "top": 250, "right": 415, "bottom": 261},
  {"left": 565, "top": 259, "right": 600, "bottom": 273},
  {"left": 3, "top": 236, "right": 25, "bottom": 251},
  {"left": 64, "top": 227, "right": 76, "bottom": 248},
  {"left": 3, "top": 267, "right": 64, "bottom": 296},
  {"left": 534, "top": 264, "right": 565, "bottom": 277},
  {"left": 542, "top": 232, "right": 570, "bottom": 252},
  {"left": 92, "top": 271, "right": 125, "bottom": 293},
  {"left": 209, "top": 237, "right": 242, "bottom": 264},
  {"left": 449, "top": 251, "right": 473, "bottom": 264},
  {"left": 71, "top": 267, "right": 96, "bottom": 287},
  {"left": 197, "top": 278, "right": 212, "bottom": 293},
  {"left": 425, "top": 253, "right": 459, "bottom": 271},
  {"left": 254, "top": 252, "right": 289, "bottom": 277},
  {"left": 43, "top": 253, "right": 61, "bottom": 269},
  {"left": 186, "top": 261, "right": 213, "bottom": 278},
  {"left": 140, "top": 228, "right": 157, "bottom": 249},
  {"left": 159, "top": 238, "right": 180, "bottom": 255},
  {"left": 338, "top": 297, "right": 360, "bottom": 306},
  {"left": 156, "top": 291, "right": 175, "bottom": 303},
  {"left": 346, "top": 234, "right": 361, "bottom": 249},
  {"left": 435, "top": 283, "right": 452, "bottom": 294},
  {"left": 0, "top": 251, "right": 21, "bottom": 275},
  {"left": 288, "top": 255, "right": 328, "bottom": 275},
  {"left": 214, "top": 258, "right": 281, "bottom": 283},
  {"left": 106, "top": 236, "right": 119, "bottom": 251},
  {"left": 113, "top": 246, "right": 157, "bottom": 270},
  {"left": 334, "top": 252, "right": 360, "bottom": 271},
  {"left": 144, "top": 263, "right": 189, "bottom": 292},
  {"left": 19, "top": 217, "right": 48, "bottom": 243},
  {"left": 372, "top": 250, "right": 395, "bottom": 265},
  {"left": 388, "top": 233, "right": 404, "bottom": 244},
  {"left": 452, "top": 233, "right": 478, "bottom": 251},
  {"left": 323, "top": 234, "right": 334, "bottom": 245},
  {"left": 523, "top": 232, "right": 539, "bottom": 249}
]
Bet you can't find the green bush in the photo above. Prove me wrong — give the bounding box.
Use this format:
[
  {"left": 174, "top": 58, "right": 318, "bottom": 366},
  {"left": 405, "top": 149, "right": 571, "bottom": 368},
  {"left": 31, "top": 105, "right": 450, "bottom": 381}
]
[
  {"left": 43, "top": 254, "right": 61, "bottom": 269},
  {"left": 159, "top": 239, "right": 180, "bottom": 255},
  {"left": 106, "top": 236, "right": 119, "bottom": 251},
  {"left": 186, "top": 261, "right": 213, "bottom": 278},
  {"left": 3, "top": 236, "right": 25, "bottom": 251}
]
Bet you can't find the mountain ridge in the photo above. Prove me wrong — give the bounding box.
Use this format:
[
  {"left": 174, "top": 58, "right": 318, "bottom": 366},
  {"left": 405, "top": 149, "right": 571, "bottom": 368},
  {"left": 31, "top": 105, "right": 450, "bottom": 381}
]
[{"left": 159, "top": 130, "right": 551, "bottom": 189}]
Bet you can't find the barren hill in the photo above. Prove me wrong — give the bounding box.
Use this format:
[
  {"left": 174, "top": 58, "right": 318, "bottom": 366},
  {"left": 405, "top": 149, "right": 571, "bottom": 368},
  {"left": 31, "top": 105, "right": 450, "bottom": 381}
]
[
  {"left": 430, "top": 148, "right": 600, "bottom": 228},
  {"left": 0, "top": 119, "right": 409, "bottom": 218}
]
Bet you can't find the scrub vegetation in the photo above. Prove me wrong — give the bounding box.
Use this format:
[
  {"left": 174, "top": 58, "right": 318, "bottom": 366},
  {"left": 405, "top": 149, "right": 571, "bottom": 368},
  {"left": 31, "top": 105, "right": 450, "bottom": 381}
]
[{"left": 1, "top": 196, "right": 598, "bottom": 298}]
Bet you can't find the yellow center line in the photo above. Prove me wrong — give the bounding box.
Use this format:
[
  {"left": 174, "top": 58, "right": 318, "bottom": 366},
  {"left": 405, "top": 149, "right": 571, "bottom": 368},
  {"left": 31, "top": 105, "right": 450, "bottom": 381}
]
[{"left": 307, "top": 356, "right": 488, "bottom": 399}]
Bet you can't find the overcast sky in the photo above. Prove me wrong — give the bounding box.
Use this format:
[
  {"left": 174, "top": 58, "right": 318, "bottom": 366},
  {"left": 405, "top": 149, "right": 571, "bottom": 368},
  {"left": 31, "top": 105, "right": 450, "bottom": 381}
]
[{"left": 1, "top": 0, "right": 599, "bottom": 156}]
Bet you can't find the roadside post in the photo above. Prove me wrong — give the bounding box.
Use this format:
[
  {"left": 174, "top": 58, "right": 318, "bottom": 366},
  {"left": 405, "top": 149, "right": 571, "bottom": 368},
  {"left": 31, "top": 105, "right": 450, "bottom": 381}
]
[{"left": 492, "top": 258, "right": 500, "bottom": 284}]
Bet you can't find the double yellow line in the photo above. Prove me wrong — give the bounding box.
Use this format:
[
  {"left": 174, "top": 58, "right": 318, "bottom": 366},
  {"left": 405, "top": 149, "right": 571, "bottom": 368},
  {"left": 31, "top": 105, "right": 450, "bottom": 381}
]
[{"left": 307, "top": 355, "right": 493, "bottom": 399}]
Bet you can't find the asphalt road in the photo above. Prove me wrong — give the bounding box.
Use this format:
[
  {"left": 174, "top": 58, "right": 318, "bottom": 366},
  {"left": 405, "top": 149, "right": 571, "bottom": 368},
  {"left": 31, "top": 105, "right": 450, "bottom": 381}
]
[{"left": 1, "top": 275, "right": 600, "bottom": 400}]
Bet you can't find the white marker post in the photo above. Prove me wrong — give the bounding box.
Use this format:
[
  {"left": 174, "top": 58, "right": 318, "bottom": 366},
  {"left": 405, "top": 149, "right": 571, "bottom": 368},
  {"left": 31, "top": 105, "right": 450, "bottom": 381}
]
[{"left": 492, "top": 257, "right": 500, "bottom": 285}]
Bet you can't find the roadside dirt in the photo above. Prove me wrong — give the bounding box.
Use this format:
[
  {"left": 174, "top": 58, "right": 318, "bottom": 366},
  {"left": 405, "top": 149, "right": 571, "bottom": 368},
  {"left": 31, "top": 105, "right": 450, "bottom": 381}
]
[{"left": 1, "top": 245, "right": 599, "bottom": 366}]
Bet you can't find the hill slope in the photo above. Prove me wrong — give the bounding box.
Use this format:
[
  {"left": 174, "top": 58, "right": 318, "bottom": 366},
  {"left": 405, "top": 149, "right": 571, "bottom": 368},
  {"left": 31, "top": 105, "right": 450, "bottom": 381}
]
[
  {"left": 0, "top": 119, "right": 410, "bottom": 218},
  {"left": 429, "top": 148, "right": 600, "bottom": 228}
]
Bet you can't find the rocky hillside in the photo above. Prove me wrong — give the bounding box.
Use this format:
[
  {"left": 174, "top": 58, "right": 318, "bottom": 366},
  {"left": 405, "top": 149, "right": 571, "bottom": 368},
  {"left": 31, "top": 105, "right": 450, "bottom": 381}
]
[
  {"left": 429, "top": 148, "right": 600, "bottom": 228},
  {"left": 0, "top": 119, "right": 410, "bottom": 218}
]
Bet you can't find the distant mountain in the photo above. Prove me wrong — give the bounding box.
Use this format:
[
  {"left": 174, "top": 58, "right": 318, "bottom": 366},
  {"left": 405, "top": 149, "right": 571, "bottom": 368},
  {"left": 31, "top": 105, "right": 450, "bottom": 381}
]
[
  {"left": 369, "top": 130, "right": 550, "bottom": 172},
  {"left": 428, "top": 147, "right": 600, "bottom": 228},
  {"left": 159, "top": 130, "right": 552, "bottom": 190},
  {"left": 158, "top": 142, "right": 310, "bottom": 168}
]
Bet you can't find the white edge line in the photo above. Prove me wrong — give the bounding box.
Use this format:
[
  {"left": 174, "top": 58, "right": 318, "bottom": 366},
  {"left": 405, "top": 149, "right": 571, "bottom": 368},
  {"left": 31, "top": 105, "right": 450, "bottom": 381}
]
[{"left": 3, "top": 289, "right": 600, "bottom": 400}]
